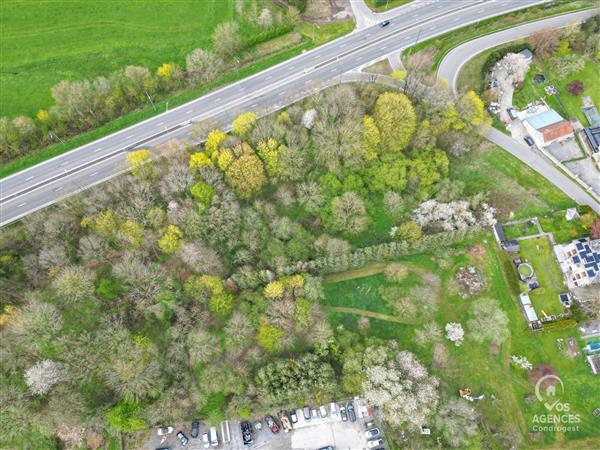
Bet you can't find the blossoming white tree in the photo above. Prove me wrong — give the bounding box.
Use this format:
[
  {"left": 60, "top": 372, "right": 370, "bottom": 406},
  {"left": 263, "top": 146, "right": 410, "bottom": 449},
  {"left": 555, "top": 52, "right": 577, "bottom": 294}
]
[
  {"left": 445, "top": 323, "right": 464, "bottom": 346},
  {"left": 25, "top": 359, "right": 65, "bottom": 395}
]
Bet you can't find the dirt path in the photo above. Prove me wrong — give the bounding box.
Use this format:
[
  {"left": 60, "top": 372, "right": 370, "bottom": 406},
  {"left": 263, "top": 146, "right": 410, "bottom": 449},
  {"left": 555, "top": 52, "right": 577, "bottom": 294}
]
[
  {"left": 324, "top": 262, "right": 388, "bottom": 283},
  {"left": 323, "top": 306, "right": 405, "bottom": 323}
]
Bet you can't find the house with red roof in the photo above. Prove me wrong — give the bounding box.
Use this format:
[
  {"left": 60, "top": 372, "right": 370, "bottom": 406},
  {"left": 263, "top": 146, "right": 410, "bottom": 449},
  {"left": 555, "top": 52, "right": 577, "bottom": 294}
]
[{"left": 522, "top": 108, "right": 574, "bottom": 148}]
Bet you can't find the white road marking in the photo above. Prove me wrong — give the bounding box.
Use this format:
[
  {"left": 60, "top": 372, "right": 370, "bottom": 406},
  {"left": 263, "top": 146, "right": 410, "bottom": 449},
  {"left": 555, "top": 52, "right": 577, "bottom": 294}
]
[
  {"left": 26, "top": 176, "right": 34, "bottom": 181},
  {"left": 126, "top": 135, "right": 134, "bottom": 139},
  {"left": 250, "top": 103, "right": 258, "bottom": 108},
  {"left": 54, "top": 186, "right": 63, "bottom": 192},
  {"left": 17, "top": 202, "right": 27, "bottom": 208},
  {"left": 186, "top": 110, "right": 192, "bottom": 114},
  {"left": 90, "top": 172, "right": 98, "bottom": 177},
  {"left": 157, "top": 122, "right": 164, "bottom": 126},
  {"left": 288, "top": 66, "right": 295, "bottom": 70},
  {"left": 93, "top": 147, "right": 102, "bottom": 153},
  {"left": 341, "top": 44, "right": 347, "bottom": 48},
  {"left": 330, "top": 68, "right": 337, "bottom": 72},
  {"left": 266, "top": 75, "right": 272, "bottom": 80},
  {"left": 60, "top": 161, "right": 68, "bottom": 166},
  {"left": 215, "top": 97, "right": 221, "bottom": 101},
  {"left": 382, "top": 46, "right": 387, "bottom": 50}
]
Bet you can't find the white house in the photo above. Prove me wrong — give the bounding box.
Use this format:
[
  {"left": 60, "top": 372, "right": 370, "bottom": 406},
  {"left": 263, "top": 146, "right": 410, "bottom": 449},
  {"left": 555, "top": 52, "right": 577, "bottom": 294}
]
[
  {"left": 523, "top": 109, "right": 574, "bottom": 148},
  {"left": 553, "top": 238, "right": 600, "bottom": 289}
]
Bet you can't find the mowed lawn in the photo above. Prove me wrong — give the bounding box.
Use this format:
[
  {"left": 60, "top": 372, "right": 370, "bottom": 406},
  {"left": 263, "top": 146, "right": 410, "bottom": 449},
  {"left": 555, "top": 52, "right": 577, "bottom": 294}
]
[
  {"left": 322, "top": 239, "right": 600, "bottom": 448},
  {"left": 0, "top": 0, "right": 262, "bottom": 117}
]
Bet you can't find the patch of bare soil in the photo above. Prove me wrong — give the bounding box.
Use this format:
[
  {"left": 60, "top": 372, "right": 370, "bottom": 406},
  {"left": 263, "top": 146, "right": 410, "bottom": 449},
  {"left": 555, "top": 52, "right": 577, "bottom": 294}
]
[
  {"left": 455, "top": 266, "right": 486, "bottom": 298},
  {"left": 488, "top": 342, "right": 500, "bottom": 355},
  {"left": 432, "top": 342, "right": 450, "bottom": 369}
]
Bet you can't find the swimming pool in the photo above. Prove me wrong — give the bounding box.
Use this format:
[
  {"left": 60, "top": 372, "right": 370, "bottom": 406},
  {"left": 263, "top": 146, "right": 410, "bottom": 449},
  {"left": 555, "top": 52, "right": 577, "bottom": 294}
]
[{"left": 585, "top": 341, "right": 600, "bottom": 353}]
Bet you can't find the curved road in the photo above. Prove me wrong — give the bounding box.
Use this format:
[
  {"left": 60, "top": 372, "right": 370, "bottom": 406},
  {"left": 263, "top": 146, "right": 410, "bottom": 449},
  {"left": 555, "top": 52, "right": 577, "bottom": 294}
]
[
  {"left": 437, "top": 9, "right": 600, "bottom": 214},
  {"left": 0, "top": 0, "right": 550, "bottom": 226}
]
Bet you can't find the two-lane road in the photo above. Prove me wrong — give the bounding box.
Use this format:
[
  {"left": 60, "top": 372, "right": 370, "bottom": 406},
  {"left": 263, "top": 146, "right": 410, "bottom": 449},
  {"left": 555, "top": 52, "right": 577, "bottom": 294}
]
[{"left": 0, "top": 0, "right": 550, "bottom": 226}]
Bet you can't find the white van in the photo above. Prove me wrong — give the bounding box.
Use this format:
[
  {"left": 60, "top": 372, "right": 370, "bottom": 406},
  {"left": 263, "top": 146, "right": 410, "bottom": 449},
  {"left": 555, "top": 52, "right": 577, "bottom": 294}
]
[
  {"left": 330, "top": 402, "right": 337, "bottom": 417},
  {"left": 209, "top": 427, "right": 218, "bottom": 447}
]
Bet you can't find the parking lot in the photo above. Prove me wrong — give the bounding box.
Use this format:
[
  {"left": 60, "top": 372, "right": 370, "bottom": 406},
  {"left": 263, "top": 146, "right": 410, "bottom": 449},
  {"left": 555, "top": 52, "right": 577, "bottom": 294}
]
[{"left": 146, "top": 399, "right": 381, "bottom": 450}]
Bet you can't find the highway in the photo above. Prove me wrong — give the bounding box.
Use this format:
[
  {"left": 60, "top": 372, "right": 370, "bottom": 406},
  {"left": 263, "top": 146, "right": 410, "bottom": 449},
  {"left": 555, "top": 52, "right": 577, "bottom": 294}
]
[
  {"left": 437, "top": 9, "right": 600, "bottom": 214},
  {"left": 0, "top": 0, "right": 550, "bottom": 226}
]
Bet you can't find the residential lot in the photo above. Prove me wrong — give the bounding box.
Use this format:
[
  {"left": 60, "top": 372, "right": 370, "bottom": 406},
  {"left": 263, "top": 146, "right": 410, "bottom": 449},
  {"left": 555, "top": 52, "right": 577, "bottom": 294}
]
[{"left": 146, "top": 400, "right": 378, "bottom": 450}]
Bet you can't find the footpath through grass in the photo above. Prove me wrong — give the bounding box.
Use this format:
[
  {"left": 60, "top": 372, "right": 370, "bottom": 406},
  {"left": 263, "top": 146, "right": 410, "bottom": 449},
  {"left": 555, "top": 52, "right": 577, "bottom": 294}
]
[{"left": 402, "top": 0, "right": 594, "bottom": 71}]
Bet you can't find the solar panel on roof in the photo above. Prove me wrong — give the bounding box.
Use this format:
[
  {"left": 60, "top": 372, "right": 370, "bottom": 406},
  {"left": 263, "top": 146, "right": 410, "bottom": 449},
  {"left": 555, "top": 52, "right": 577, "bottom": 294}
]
[
  {"left": 573, "top": 256, "right": 581, "bottom": 264},
  {"left": 577, "top": 243, "right": 584, "bottom": 250},
  {"left": 588, "top": 270, "right": 595, "bottom": 277}
]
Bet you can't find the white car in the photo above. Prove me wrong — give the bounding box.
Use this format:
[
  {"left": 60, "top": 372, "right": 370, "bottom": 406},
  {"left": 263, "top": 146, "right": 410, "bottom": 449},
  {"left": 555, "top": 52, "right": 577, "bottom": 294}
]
[
  {"left": 202, "top": 431, "right": 210, "bottom": 449},
  {"left": 330, "top": 402, "right": 337, "bottom": 417},
  {"left": 311, "top": 408, "right": 318, "bottom": 420},
  {"left": 157, "top": 426, "right": 174, "bottom": 436},
  {"left": 319, "top": 405, "right": 328, "bottom": 418},
  {"left": 368, "top": 438, "right": 384, "bottom": 448}
]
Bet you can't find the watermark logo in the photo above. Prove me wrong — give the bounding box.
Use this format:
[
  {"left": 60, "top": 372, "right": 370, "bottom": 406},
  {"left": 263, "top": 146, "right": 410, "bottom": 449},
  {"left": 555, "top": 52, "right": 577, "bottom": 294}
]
[
  {"left": 535, "top": 374, "right": 565, "bottom": 411},
  {"left": 531, "top": 374, "right": 580, "bottom": 433}
]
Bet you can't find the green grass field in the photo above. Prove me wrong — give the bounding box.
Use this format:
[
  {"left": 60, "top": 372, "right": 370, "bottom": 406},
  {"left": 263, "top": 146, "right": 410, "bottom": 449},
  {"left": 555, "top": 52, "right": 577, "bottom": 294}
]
[
  {"left": 0, "top": 0, "right": 274, "bottom": 118},
  {"left": 323, "top": 238, "right": 600, "bottom": 448}
]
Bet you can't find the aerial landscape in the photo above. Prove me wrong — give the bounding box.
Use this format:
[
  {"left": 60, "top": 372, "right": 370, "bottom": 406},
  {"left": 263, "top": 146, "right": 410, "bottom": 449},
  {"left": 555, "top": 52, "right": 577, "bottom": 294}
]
[{"left": 1, "top": 0, "right": 599, "bottom": 449}]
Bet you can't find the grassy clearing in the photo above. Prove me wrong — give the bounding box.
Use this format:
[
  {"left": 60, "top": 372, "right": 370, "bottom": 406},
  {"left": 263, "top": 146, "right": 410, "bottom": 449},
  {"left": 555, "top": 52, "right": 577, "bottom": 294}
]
[
  {"left": 450, "top": 143, "right": 576, "bottom": 220},
  {"left": 402, "top": 1, "right": 594, "bottom": 71},
  {"left": 504, "top": 221, "right": 540, "bottom": 240},
  {"left": 364, "top": 0, "right": 412, "bottom": 13},
  {"left": 539, "top": 209, "right": 588, "bottom": 244},
  {"left": 323, "top": 237, "right": 600, "bottom": 448},
  {"left": 513, "top": 60, "right": 600, "bottom": 125},
  {"left": 518, "top": 237, "right": 567, "bottom": 316},
  {"left": 362, "top": 59, "right": 394, "bottom": 75}
]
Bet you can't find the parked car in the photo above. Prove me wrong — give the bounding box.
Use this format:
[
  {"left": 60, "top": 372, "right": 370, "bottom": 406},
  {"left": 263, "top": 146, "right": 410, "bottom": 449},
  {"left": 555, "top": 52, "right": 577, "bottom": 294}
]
[
  {"left": 507, "top": 107, "right": 518, "bottom": 121},
  {"left": 365, "top": 421, "right": 374, "bottom": 429},
  {"left": 265, "top": 415, "right": 280, "bottom": 434},
  {"left": 311, "top": 407, "right": 318, "bottom": 420},
  {"left": 319, "top": 405, "right": 328, "bottom": 418},
  {"left": 330, "top": 402, "right": 338, "bottom": 417},
  {"left": 318, "top": 447, "right": 334, "bottom": 450},
  {"left": 340, "top": 405, "right": 348, "bottom": 421},
  {"left": 368, "top": 438, "right": 384, "bottom": 448},
  {"left": 209, "top": 427, "right": 218, "bottom": 447},
  {"left": 279, "top": 411, "right": 292, "bottom": 432},
  {"left": 176, "top": 431, "right": 189, "bottom": 446},
  {"left": 365, "top": 428, "right": 381, "bottom": 439},
  {"left": 155, "top": 448, "right": 171, "bottom": 450},
  {"left": 255, "top": 420, "right": 263, "bottom": 431},
  {"left": 303, "top": 406, "right": 311, "bottom": 421},
  {"left": 347, "top": 402, "right": 356, "bottom": 422},
  {"left": 241, "top": 421, "right": 253, "bottom": 446},
  {"left": 524, "top": 136, "right": 534, "bottom": 146},
  {"left": 380, "top": 20, "right": 391, "bottom": 27},
  {"left": 290, "top": 410, "right": 298, "bottom": 423},
  {"left": 157, "top": 426, "right": 174, "bottom": 436},
  {"left": 191, "top": 421, "right": 199, "bottom": 438},
  {"left": 202, "top": 432, "right": 210, "bottom": 448}
]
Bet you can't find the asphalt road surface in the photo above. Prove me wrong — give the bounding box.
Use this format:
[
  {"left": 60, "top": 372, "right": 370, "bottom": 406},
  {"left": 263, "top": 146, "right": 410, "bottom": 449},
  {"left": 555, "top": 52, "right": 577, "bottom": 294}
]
[
  {"left": 437, "top": 9, "right": 600, "bottom": 214},
  {"left": 0, "top": 0, "right": 550, "bottom": 226}
]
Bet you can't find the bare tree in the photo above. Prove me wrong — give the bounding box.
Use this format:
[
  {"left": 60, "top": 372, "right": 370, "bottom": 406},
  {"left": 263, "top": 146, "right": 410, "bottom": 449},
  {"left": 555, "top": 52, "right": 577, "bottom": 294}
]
[
  {"left": 213, "top": 21, "right": 244, "bottom": 59},
  {"left": 435, "top": 399, "right": 479, "bottom": 447},
  {"left": 528, "top": 28, "right": 560, "bottom": 58},
  {"left": 186, "top": 48, "right": 222, "bottom": 85}
]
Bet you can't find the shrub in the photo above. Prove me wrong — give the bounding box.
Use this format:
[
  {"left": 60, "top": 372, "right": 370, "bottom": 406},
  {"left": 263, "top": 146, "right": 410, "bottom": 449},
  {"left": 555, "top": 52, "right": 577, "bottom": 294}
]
[{"left": 565, "top": 80, "right": 584, "bottom": 96}]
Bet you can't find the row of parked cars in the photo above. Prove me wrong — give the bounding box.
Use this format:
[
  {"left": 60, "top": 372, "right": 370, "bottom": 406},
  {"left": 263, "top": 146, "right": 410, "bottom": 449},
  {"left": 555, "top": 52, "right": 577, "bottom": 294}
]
[{"left": 156, "top": 422, "right": 218, "bottom": 448}]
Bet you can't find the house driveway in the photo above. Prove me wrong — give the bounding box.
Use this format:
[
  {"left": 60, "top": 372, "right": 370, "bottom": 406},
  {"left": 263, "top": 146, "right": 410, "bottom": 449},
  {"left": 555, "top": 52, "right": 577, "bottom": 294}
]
[
  {"left": 546, "top": 139, "right": 585, "bottom": 162},
  {"left": 564, "top": 159, "right": 600, "bottom": 194}
]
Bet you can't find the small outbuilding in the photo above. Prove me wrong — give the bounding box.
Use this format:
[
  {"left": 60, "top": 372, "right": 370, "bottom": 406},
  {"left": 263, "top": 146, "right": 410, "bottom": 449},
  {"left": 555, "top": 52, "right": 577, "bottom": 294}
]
[{"left": 565, "top": 208, "right": 580, "bottom": 221}]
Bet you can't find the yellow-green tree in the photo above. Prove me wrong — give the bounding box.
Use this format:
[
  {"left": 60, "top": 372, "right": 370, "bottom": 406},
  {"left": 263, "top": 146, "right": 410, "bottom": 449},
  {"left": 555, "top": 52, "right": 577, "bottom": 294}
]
[
  {"left": 209, "top": 292, "right": 234, "bottom": 317},
  {"left": 264, "top": 281, "right": 285, "bottom": 300},
  {"left": 156, "top": 63, "right": 176, "bottom": 79},
  {"left": 189, "top": 152, "right": 212, "bottom": 172},
  {"left": 361, "top": 115, "right": 380, "bottom": 161},
  {"left": 394, "top": 221, "right": 422, "bottom": 243},
  {"left": 158, "top": 225, "right": 182, "bottom": 254},
  {"left": 217, "top": 149, "right": 235, "bottom": 171},
  {"left": 257, "top": 320, "right": 284, "bottom": 353},
  {"left": 225, "top": 153, "right": 266, "bottom": 198},
  {"left": 257, "top": 138, "right": 282, "bottom": 178},
  {"left": 374, "top": 92, "right": 416, "bottom": 153},
  {"left": 458, "top": 91, "right": 487, "bottom": 128},
  {"left": 127, "top": 149, "right": 151, "bottom": 175},
  {"left": 205, "top": 130, "right": 226, "bottom": 156},
  {"left": 190, "top": 182, "right": 214, "bottom": 210},
  {"left": 231, "top": 112, "right": 257, "bottom": 138}
]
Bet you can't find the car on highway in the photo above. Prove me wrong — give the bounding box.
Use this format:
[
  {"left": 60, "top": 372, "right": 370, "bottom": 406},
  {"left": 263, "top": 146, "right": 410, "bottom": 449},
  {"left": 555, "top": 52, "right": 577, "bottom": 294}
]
[
  {"left": 524, "top": 136, "right": 535, "bottom": 146},
  {"left": 340, "top": 405, "right": 348, "bottom": 422},
  {"left": 347, "top": 402, "right": 356, "bottom": 422},
  {"left": 380, "top": 20, "right": 391, "bottom": 27},
  {"left": 191, "top": 421, "right": 199, "bottom": 438},
  {"left": 176, "top": 431, "right": 189, "bottom": 446},
  {"left": 157, "top": 426, "right": 174, "bottom": 436},
  {"left": 202, "top": 432, "right": 210, "bottom": 448},
  {"left": 303, "top": 406, "right": 311, "bottom": 421},
  {"left": 318, "top": 447, "right": 334, "bottom": 450},
  {"left": 265, "top": 415, "right": 280, "bottom": 434},
  {"left": 320, "top": 405, "right": 328, "bottom": 418},
  {"left": 241, "top": 421, "right": 253, "bottom": 446},
  {"left": 368, "top": 438, "right": 384, "bottom": 448},
  {"left": 290, "top": 410, "right": 298, "bottom": 423},
  {"left": 365, "top": 428, "right": 381, "bottom": 439}
]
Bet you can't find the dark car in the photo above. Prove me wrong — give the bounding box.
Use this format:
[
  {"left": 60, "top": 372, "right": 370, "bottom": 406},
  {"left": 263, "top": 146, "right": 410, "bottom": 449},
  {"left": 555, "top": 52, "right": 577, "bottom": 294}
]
[
  {"left": 241, "top": 420, "right": 253, "bottom": 445},
  {"left": 318, "top": 447, "right": 334, "bottom": 450},
  {"left": 524, "top": 136, "right": 534, "bottom": 146},
  {"left": 365, "top": 428, "right": 381, "bottom": 439},
  {"left": 176, "top": 431, "right": 189, "bottom": 446},
  {"left": 191, "top": 421, "right": 199, "bottom": 438},
  {"left": 380, "top": 20, "right": 391, "bottom": 27},
  {"left": 339, "top": 405, "right": 348, "bottom": 422},
  {"left": 507, "top": 107, "right": 518, "bottom": 120},
  {"left": 290, "top": 410, "right": 298, "bottom": 423},
  {"left": 155, "top": 448, "right": 171, "bottom": 450},
  {"left": 347, "top": 402, "right": 356, "bottom": 422},
  {"left": 265, "top": 415, "right": 280, "bottom": 434},
  {"left": 303, "top": 406, "right": 311, "bottom": 421}
]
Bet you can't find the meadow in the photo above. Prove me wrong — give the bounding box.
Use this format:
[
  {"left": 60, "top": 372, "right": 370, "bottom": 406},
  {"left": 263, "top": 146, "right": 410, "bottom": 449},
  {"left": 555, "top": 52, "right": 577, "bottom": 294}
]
[
  {"left": 323, "top": 237, "right": 600, "bottom": 449},
  {"left": 0, "top": 0, "right": 284, "bottom": 118}
]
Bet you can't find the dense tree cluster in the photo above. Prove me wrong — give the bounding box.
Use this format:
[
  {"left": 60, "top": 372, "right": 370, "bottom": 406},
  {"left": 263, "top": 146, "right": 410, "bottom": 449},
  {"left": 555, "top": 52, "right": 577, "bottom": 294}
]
[{"left": 1, "top": 79, "right": 493, "bottom": 448}]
